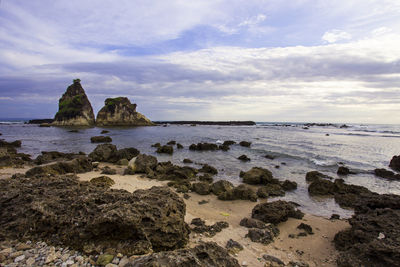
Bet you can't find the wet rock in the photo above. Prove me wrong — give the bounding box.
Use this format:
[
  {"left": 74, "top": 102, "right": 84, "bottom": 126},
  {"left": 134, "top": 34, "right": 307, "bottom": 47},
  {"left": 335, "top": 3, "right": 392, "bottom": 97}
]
[
  {"left": 330, "top": 214, "right": 340, "bottom": 220},
  {"left": 199, "top": 164, "right": 218, "bottom": 175},
  {"left": 305, "top": 171, "right": 332, "bottom": 182},
  {"left": 239, "top": 141, "right": 251, "bottom": 147},
  {"left": 239, "top": 218, "right": 267, "bottom": 229},
  {"left": 198, "top": 173, "right": 213, "bottom": 183},
  {"left": 34, "top": 151, "right": 85, "bottom": 165},
  {"left": 90, "top": 176, "right": 115, "bottom": 188},
  {"left": 126, "top": 242, "right": 240, "bottom": 267},
  {"left": 264, "top": 154, "right": 276, "bottom": 160},
  {"left": 101, "top": 166, "right": 117, "bottom": 175},
  {"left": 183, "top": 158, "right": 193, "bottom": 164},
  {"left": 246, "top": 227, "right": 279, "bottom": 245},
  {"left": 90, "top": 136, "right": 112, "bottom": 143},
  {"left": 223, "top": 140, "right": 236, "bottom": 146},
  {"left": 219, "top": 144, "right": 230, "bottom": 151},
  {"left": 337, "top": 166, "right": 352, "bottom": 175},
  {"left": 252, "top": 200, "right": 304, "bottom": 224},
  {"left": 374, "top": 168, "right": 400, "bottom": 180},
  {"left": 192, "top": 182, "right": 211, "bottom": 195},
  {"left": 25, "top": 158, "right": 93, "bottom": 177},
  {"left": 308, "top": 178, "right": 336, "bottom": 196},
  {"left": 210, "top": 180, "right": 234, "bottom": 196},
  {"left": 0, "top": 176, "right": 189, "bottom": 255},
  {"left": 218, "top": 184, "right": 257, "bottom": 202},
  {"left": 156, "top": 145, "right": 173, "bottom": 155},
  {"left": 297, "top": 223, "right": 313, "bottom": 234},
  {"left": 100, "top": 130, "right": 109, "bottom": 134},
  {"left": 257, "top": 184, "right": 285, "bottom": 198},
  {"left": 176, "top": 143, "right": 183, "bottom": 149},
  {"left": 189, "top": 143, "right": 219, "bottom": 151},
  {"left": 389, "top": 155, "right": 400, "bottom": 172},
  {"left": 240, "top": 167, "right": 277, "bottom": 185},
  {"left": 226, "top": 239, "right": 243, "bottom": 254},
  {"left": 334, "top": 198, "right": 400, "bottom": 266},
  {"left": 238, "top": 155, "right": 250, "bottom": 161},
  {"left": 115, "top": 147, "right": 140, "bottom": 162},
  {"left": 0, "top": 139, "right": 22, "bottom": 148},
  {"left": 151, "top": 143, "right": 161, "bottom": 148},
  {"left": 154, "top": 162, "right": 198, "bottom": 182},
  {"left": 281, "top": 180, "right": 297, "bottom": 191},
  {"left": 88, "top": 144, "right": 139, "bottom": 163},
  {"left": 128, "top": 154, "right": 157, "bottom": 174},
  {"left": 96, "top": 97, "right": 154, "bottom": 126},
  {"left": 167, "top": 140, "right": 176, "bottom": 145},
  {"left": 52, "top": 79, "right": 95, "bottom": 126},
  {"left": 190, "top": 219, "right": 229, "bottom": 237}
]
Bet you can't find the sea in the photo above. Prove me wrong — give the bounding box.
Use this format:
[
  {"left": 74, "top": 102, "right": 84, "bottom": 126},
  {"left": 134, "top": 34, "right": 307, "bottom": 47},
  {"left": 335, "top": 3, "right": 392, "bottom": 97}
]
[{"left": 1, "top": 119, "right": 400, "bottom": 218}]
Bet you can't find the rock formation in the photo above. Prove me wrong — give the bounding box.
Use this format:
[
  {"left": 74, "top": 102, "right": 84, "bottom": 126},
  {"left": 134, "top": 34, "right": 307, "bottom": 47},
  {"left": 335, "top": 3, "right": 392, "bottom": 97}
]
[
  {"left": 96, "top": 97, "right": 154, "bottom": 126},
  {"left": 52, "top": 79, "right": 95, "bottom": 126}
]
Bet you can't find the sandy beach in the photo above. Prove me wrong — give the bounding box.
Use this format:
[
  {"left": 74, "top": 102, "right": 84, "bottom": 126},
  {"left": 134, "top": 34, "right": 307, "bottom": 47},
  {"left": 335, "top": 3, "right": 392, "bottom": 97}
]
[{"left": 77, "top": 162, "right": 350, "bottom": 267}]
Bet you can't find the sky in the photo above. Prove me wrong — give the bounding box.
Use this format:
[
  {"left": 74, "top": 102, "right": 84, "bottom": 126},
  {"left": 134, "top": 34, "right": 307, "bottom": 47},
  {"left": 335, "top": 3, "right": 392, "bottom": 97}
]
[{"left": 1, "top": 0, "right": 400, "bottom": 123}]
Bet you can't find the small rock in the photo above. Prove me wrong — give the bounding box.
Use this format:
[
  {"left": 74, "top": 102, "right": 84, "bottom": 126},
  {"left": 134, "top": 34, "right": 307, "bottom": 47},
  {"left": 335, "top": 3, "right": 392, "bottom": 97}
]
[{"left": 14, "top": 254, "right": 26, "bottom": 263}]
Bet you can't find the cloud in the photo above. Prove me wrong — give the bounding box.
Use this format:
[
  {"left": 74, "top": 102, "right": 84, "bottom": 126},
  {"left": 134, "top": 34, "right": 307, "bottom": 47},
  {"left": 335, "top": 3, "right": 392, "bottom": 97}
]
[{"left": 322, "top": 30, "right": 352, "bottom": 43}]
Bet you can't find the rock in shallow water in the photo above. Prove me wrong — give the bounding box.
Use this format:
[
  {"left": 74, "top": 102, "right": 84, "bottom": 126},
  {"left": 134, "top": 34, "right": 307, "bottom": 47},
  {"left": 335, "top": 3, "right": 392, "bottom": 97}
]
[{"left": 252, "top": 200, "right": 304, "bottom": 224}]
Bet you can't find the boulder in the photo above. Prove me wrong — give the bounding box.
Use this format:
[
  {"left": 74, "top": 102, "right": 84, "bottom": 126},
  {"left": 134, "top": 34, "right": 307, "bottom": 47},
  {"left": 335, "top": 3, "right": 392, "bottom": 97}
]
[
  {"left": 25, "top": 158, "right": 93, "bottom": 177},
  {"left": 96, "top": 97, "right": 154, "bottom": 126},
  {"left": 223, "top": 140, "right": 236, "bottom": 146},
  {"left": 189, "top": 143, "right": 219, "bottom": 151},
  {"left": 176, "top": 143, "right": 183, "bottom": 149},
  {"left": 183, "top": 158, "right": 193, "bottom": 164},
  {"left": 226, "top": 239, "right": 243, "bottom": 254},
  {"left": 337, "top": 166, "right": 352, "bottom": 175},
  {"left": 281, "top": 180, "right": 298, "bottom": 191},
  {"left": 192, "top": 182, "right": 211, "bottom": 195},
  {"left": 252, "top": 200, "right": 304, "bottom": 224},
  {"left": 240, "top": 167, "right": 277, "bottom": 185},
  {"left": 308, "top": 178, "right": 336, "bottom": 196},
  {"left": 100, "top": 130, "right": 109, "bottom": 134},
  {"left": 0, "top": 176, "right": 189, "bottom": 255},
  {"left": 238, "top": 155, "right": 250, "bottom": 161},
  {"left": 211, "top": 180, "right": 234, "bottom": 196},
  {"left": 199, "top": 164, "right": 218, "bottom": 175},
  {"left": 156, "top": 145, "right": 173, "bottom": 154},
  {"left": 305, "top": 171, "right": 332, "bottom": 182},
  {"left": 190, "top": 218, "right": 229, "bottom": 237},
  {"left": 218, "top": 184, "right": 257, "bottom": 202},
  {"left": 239, "top": 218, "right": 267, "bottom": 229},
  {"left": 101, "top": 166, "right": 117, "bottom": 175},
  {"left": 374, "top": 168, "right": 400, "bottom": 180},
  {"left": 90, "top": 136, "right": 112, "bottom": 143},
  {"left": 239, "top": 141, "right": 251, "bottom": 147},
  {"left": 125, "top": 242, "right": 240, "bottom": 267},
  {"left": 198, "top": 173, "right": 214, "bottom": 183},
  {"left": 90, "top": 176, "right": 115, "bottom": 188},
  {"left": 52, "top": 79, "right": 95, "bottom": 126},
  {"left": 389, "top": 155, "right": 400, "bottom": 172},
  {"left": 297, "top": 223, "right": 313, "bottom": 234},
  {"left": 128, "top": 154, "right": 158, "bottom": 174},
  {"left": 88, "top": 144, "right": 139, "bottom": 163},
  {"left": 115, "top": 147, "right": 140, "bottom": 161},
  {"left": 34, "top": 151, "right": 85, "bottom": 165},
  {"left": 257, "top": 184, "right": 285, "bottom": 198},
  {"left": 245, "top": 227, "right": 279, "bottom": 245}
]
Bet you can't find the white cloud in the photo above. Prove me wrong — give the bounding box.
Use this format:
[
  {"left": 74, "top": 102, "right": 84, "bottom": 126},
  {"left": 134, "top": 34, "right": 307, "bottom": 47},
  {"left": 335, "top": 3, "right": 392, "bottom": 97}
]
[{"left": 322, "top": 30, "right": 352, "bottom": 43}]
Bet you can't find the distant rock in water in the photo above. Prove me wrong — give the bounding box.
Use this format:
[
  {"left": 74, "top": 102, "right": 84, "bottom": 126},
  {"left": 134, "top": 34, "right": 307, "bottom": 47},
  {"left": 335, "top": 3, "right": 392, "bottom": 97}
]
[
  {"left": 96, "top": 97, "right": 154, "bottom": 126},
  {"left": 52, "top": 79, "right": 95, "bottom": 126}
]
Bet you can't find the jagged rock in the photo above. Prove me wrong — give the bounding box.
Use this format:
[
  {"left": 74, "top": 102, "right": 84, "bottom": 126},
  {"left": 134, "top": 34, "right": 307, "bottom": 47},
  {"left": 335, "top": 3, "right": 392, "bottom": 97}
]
[
  {"left": 246, "top": 226, "right": 279, "bottom": 245},
  {"left": 192, "top": 182, "right": 211, "bottom": 195},
  {"left": 297, "top": 223, "right": 313, "bottom": 234},
  {"left": 308, "top": 178, "right": 336, "bottom": 196},
  {"left": 96, "top": 97, "right": 154, "bottom": 126},
  {"left": 211, "top": 180, "right": 234, "bottom": 196},
  {"left": 190, "top": 218, "right": 229, "bottom": 237},
  {"left": 281, "top": 180, "right": 297, "bottom": 191},
  {"left": 257, "top": 184, "right": 285, "bottom": 198},
  {"left": 337, "top": 166, "right": 352, "bottom": 175},
  {"left": 239, "top": 141, "right": 251, "bottom": 147},
  {"left": 88, "top": 144, "right": 139, "bottom": 163},
  {"left": 374, "top": 168, "right": 400, "bottom": 180},
  {"left": 34, "top": 151, "right": 85, "bottom": 165},
  {"left": 239, "top": 218, "right": 267, "bottom": 229},
  {"left": 90, "top": 176, "right": 115, "bottom": 188},
  {"left": 0, "top": 176, "right": 189, "bottom": 255},
  {"left": 25, "top": 158, "right": 93, "bottom": 177},
  {"left": 305, "top": 171, "right": 332, "bottom": 182},
  {"left": 183, "top": 158, "right": 193, "bottom": 164},
  {"left": 199, "top": 164, "right": 218, "bottom": 175},
  {"left": 389, "top": 155, "right": 400, "bottom": 172},
  {"left": 189, "top": 143, "right": 219, "bottom": 151},
  {"left": 52, "top": 79, "right": 95, "bottom": 126},
  {"left": 252, "top": 201, "right": 304, "bottom": 224},
  {"left": 226, "top": 239, "right": 243, "bottom": 254},
  {"left": 223, "top": 140, "right": 236, "bottom": 146},
  {"left": 156, "top": 145, "right": 173, "bottom": 154},
  {"left": 101, "top": 166, "right": 117, "bottom": 175},
  {"left": 240, "top": 167, "right": 277, "bottom": 185},
  {"left": 198, "top": 173, "right": 213, "bottom": 183},
  {"left": 0, "top": 140, "right": 21, "bottom": 148},
  {"left": 126, "top": 242, "right": 240, "bottom": 267},
  {"left": 128, "top": 154, "right": 158, "bottom": 174},
  {"left": 154, "top": 162, "right": 198, "bottom": 182},
  {"left": 334, "top": 196, "right": 400, "bottom": 266},
  {"left": 90, "top": 136, "right": 112, "bottom": 143},
  {"left": 263, "top": 255, "right": 285, "bottom": 266},
  {"left": 218, "top": 184, "right": 257, "bottom": 202},
  {"left": 238, "top": 155, "right": 250, "bottom": 161},
  {"left": 0, "top": 140, "right": 31, "bottom": 167}
]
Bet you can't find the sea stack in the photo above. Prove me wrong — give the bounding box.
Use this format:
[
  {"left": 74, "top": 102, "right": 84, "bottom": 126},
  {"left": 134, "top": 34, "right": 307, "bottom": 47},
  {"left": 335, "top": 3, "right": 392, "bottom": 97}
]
[
  {"left": 96, "top": 97, "right": 154, "bottom": 126},
  {"left": 52, "top": 79, "right": 95, "bottom": 126}
]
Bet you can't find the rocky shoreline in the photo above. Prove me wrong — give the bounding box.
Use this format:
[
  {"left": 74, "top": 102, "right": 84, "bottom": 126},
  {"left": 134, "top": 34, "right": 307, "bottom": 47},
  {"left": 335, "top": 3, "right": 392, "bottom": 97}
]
[{"left": 1, "top": 136, "right": 400, "bottom": 266}]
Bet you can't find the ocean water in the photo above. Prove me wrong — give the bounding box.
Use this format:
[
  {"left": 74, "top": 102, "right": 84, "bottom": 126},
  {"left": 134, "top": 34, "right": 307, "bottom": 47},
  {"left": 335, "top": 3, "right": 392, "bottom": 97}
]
[{"left": 1, "top": 121, "right": 400, "bottom": 218}]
